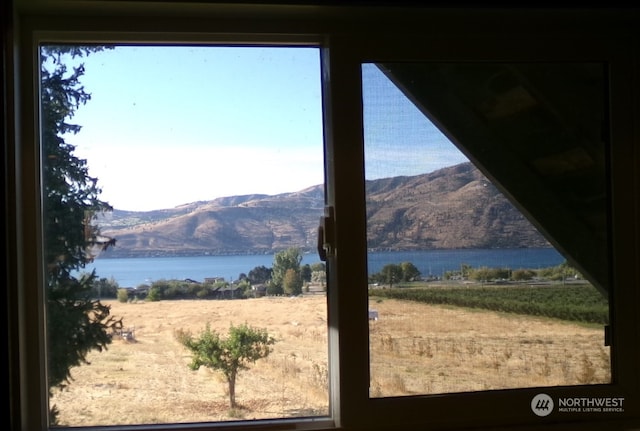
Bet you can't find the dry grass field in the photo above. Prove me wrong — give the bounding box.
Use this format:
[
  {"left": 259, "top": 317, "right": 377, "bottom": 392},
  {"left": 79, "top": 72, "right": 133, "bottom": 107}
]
[
  {"left": 368, "top": 299, "right": 610, "bottom": 396},
  {"left": 51, "top": 295, "right": 610, "bottom": 427}
]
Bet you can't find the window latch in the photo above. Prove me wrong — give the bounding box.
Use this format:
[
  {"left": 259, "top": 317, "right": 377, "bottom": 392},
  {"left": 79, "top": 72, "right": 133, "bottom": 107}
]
[{"left": 317, "top": 206, "right": 335, "bottom": 262}]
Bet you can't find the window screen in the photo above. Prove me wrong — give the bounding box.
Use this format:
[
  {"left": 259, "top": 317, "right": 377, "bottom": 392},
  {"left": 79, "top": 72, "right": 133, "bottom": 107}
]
[
  {"left": 41, "top": 45, "right": 328, "bottom": 426},
  {"left": 362, "top": 62, "right": 611, "bottom": 398}
]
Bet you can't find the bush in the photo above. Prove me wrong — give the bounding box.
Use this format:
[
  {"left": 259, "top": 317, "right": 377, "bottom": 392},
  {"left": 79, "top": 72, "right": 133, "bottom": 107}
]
[
  {"left": 147, "top": 287, "right": 162, "bottom": 301},
  {"left": 266, "top": 282, "right": 283, "bottom": 296},
  {"left": 512, "top": 269, "right": 536, "bottom": 281},
  {"left": 117, "top": 288, "right": 129, "bottom": 303}
]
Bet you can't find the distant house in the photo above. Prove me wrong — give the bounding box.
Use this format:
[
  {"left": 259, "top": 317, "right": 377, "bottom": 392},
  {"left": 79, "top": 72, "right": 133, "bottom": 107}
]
[
  {"left": 252, "top": 284, "right": 267, "bottom": 297},
  {"left": 211, "top": 285, "right": 243, "bottom": 299},
  {"left": 130, "top": 286, "right": 149, "bottom": 299},
  {"left": 204, "top": 277, "right": 226, "bottom": 284}
]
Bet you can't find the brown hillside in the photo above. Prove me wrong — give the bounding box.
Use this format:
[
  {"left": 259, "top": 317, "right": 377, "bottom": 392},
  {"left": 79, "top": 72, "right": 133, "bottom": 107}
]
[
  {"left": 365, "top": 163, "right": 549, "bottom": 250},
  {"left": 99, "top": 163, "right": 549, "bottom": 258}
]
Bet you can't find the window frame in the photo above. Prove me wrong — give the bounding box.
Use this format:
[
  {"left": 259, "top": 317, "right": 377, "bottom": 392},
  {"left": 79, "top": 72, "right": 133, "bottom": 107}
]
[
  {"left": 7, "top": 4, "right": 640, "bottom": 431},
  {"left": 329, "top": 28, "right": 639, "bottom": 430}
]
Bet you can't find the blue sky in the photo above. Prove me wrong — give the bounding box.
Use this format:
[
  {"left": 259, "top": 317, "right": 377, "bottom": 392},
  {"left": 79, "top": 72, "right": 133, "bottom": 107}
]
[
  {"left": 59, "top": 46, "right": 466, "bottom": 211},
  {"left": 362, "top": 64, "right": 469, "bottom": 178}
]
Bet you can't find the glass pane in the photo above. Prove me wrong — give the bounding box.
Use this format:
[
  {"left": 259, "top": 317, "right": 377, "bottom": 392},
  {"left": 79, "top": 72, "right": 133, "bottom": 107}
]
[
  {"left": 362, "top": 62, "right": 611, "bottom": 398},
  {"left": 41, "top": 45, "right": 328, "bottom": 426}
]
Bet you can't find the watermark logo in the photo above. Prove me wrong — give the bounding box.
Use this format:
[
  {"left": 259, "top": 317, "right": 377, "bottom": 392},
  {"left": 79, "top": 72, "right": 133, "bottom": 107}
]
[
  {"left": 531, "top": 393, "right": 554, "bottom": 417},
  {"left": 557, "top": 396, "right": 624, "bottom": 413},
  {"left": 531, "top": 394, "right": 625, "bottom": 416}
]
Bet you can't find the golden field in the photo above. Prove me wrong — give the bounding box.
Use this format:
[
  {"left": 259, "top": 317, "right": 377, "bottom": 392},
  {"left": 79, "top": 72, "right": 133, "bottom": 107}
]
[{"left": 50, "top": 295, "right": 610, "bottom": 427}]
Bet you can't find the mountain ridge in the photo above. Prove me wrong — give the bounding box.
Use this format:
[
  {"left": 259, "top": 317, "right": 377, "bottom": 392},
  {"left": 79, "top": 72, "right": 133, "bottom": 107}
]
[{"left": 97, "top": 162, "right": 550, "bottom": 258}]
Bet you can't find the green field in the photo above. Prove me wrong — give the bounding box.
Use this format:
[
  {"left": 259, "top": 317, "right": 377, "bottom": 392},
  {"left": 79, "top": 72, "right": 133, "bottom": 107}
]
[{"left": 369, "top": 283, "right": 609, "bottom": 324}]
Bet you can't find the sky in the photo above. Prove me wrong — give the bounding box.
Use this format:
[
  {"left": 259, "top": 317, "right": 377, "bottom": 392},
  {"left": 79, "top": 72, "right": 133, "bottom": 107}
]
[{"left": 56, "top": 46, "right": 467, "bottom": 211}]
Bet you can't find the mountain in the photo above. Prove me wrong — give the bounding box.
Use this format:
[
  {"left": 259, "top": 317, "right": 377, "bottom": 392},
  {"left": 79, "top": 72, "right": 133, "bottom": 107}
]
[
  {"left": 96, "top": 162, "right": 549, "bottom": 258},
  {"left": 365, "top": 163, "right": 549, "bottom": 251}
]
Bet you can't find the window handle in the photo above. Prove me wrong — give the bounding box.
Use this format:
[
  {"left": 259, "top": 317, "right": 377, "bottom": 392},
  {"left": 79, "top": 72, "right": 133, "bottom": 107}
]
[{"left": 317, "top": 206, "right": 335, "bottom": 262}]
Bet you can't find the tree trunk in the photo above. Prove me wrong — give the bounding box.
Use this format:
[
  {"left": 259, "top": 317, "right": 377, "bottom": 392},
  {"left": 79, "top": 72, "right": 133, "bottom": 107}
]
[{"left": 228, "top": 374, "right": 237, "bottom": 408}]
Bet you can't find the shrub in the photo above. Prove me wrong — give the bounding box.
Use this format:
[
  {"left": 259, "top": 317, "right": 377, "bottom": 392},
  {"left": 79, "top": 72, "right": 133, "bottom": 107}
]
[{"left": 117, "top": 288, "right": 129, "bottom": 303}]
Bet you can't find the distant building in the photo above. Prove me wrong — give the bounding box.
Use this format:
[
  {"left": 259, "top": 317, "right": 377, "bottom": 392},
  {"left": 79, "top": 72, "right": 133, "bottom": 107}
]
[{"left": 204, "top": 277, "right": 226, "bottom": 284}]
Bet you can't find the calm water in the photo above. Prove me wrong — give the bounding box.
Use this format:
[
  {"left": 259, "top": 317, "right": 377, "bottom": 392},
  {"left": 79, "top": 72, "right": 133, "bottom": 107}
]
[{"left": 84, "top": 248, "right": 564, "bottom": 287}]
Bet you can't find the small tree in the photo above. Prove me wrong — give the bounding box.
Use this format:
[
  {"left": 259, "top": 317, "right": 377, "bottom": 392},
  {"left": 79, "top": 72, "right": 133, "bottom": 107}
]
[
  {"left": 248, "top": 265, "right": 272, "bottom": 284},
  {"left": 235, "top": 279, "right": 252, "bottom": 298},
  {"left": 380, "top": 263, "right": 403, "bottom": 288},
  {"left": 271, "top": 247, "right": 303, "bottom": 292},
  {"left": 283, "top": 268, "right": 303, "bottom": 296},
  {"left": 91, "top": 276, "right": 120, "bottom": 299},
  {"left": 460, "top": 263, "right": 472, "bottom": 279},
  {"left": 400, "top": 261, "right": 421, "bottom": 282},
  {"left": 300, "top": 264, "right": 312, "bottom": 283},
  {"left": 512, "top": 268, "right": 536, "bottom": 281},
  {"left": 470, "top": 266, "right": 493, "bottom": 285},
  {"left": 176, "top": 323, "right": 275, "bottom": 409},
  {"left": 310, "top": 262, "right": 326, "bottom": 272}
]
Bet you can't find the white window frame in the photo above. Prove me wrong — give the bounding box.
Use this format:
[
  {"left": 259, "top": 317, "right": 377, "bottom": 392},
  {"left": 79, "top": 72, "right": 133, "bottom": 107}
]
[{"left": 7, "top": 4, "right": 640, "bottom": 431}]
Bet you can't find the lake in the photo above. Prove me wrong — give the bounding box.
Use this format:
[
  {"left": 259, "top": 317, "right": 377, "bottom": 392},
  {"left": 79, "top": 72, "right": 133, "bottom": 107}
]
[{"left": 84, "top": 248, "right": 565, "bottom": 287}]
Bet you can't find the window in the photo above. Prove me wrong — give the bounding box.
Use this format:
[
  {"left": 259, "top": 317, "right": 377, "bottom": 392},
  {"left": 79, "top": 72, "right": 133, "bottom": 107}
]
[
  {"left": 363, "top": 62, "right": 611, "bottom": 397},
  {"left": 41, "top": 44, "right": 328, "bottom": 427},
  {"left": 6, "top": 4, "right": 640, "bottom": 431}
]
